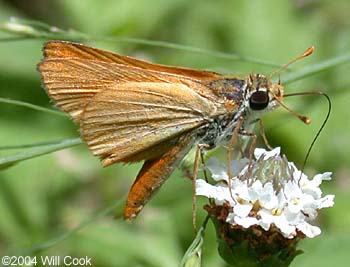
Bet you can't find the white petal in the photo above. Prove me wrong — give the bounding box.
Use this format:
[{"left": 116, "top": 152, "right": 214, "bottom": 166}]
[
  {"left": 260, "top": 183, "right": 278, "bottom": 209},
  {"left": 248, "top": 180, "right": 264, "bottom": 201},
  {"left": 254, "top": 147, "right": 281, "bottom": 160},
  {"left": 287, "top": 200, "right": 303, "bottom": 214},
  {"left": 234, "top": 203, "right": 253, "bottom": 217},
  {"left": 320, "top": 172, "right": 332, "bottom": 180},
  {"left": 232, "top": 179, "right": 250, "bottom": 200},
  {"left": 290, "top": 163, "right": 308, "bottom": 182},
  {"left": 300, "top": 194, "right": 316, "bottom": 207},
  {"left": 315, "top": 195, "right": 335, "bottom": 209},
  {"left": 206, "top": 158, "right": 229, "bottom": 182},
  {"left": 284, "top": 181, "right": 302, "bottom": 200},
  {"left": 299, "top": 178, "right": 322, "bottom": 198},
  {"left": 195, "top": 179, "right": 218, "bottom": 198},
  {"left": 297, "top": 222, "right": 321, "bottom": 238},
  {"left": 302, "top": 186, "right": 322, "bottom": 200},
  {"left": 234, "top": 215, "right": 258, "bottom": 228},
  {"left": 288, "top": 161, "right": 299, "bottom": 173},
  {"left": 254, "top": 148, "right": 268, "bottom": 159},
  {"left": 230, "top": 158, "right": 250, "bottom": 176},
  {"left": 277, "top": 191, "right": 287, "bottom": 207},
  {"left": 312, "top": 172, "right": 332, "bottom": 184},
  {"left": 283, "top": 209, "right": 305, "bottom": 225},
  {"left": 196, "top": 180, "right": 236, "bottom": 206},
  {"left": 273, "top": 215, "right": 297, "bottom": 238},
  {"left": 258, "top": 209, "right": 274, "bottom": 230},
  {"left": 226, "top": 212, "right": 236, "bottom": 224},
  {"left": 302, "top": 207, "right": 318, "bottom": 221}
]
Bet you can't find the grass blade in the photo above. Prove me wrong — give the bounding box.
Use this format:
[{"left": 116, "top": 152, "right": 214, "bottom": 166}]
[
  {"left": 283, "top": 53, "right": 350, "bottom": 84},
  {"left": 0, "top": 139, "right": 77, "bottom": 150},
  {"left": 0, "top": 138, "right": 82, "bottom": 169},
  {"left": 0, "top": 97, "right": 66, "bottom": 117},
  {"left": 0, "top": 18, "right": 282, "bottom": 68}
]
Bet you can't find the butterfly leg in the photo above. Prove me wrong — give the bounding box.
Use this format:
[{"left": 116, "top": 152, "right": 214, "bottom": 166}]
[
  {"left": 240, "top": 131, "right": 257, "bottom": 162},
  {"left": 259, "top": 119, "right": 273, "bottom": 150},
  {"left": 226, "top": 117, "right": 244, "bottom": 180},
  {"left": 238, "top": 129, "right": 257, "bottom": 177},
  {"left": 192, "top": 143, "right": 210, "bottom": 231}
]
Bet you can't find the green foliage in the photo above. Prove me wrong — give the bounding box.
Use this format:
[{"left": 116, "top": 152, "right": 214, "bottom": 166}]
[{"left": 0, "top": 1, "right": 349, "bottom": 266}]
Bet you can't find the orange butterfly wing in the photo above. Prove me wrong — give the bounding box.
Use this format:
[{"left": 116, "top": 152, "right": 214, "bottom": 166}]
[
  {"left": 38, "top": 41, "right": 223, "bottom": 165},
  {"left": 42, "top": 41, "right": 221, "bottom": 80},
  {"left": 38, "top": 41, "right": 230, "bottom": 219},
  {"left": 81, "top": 81, "right": 216, "bottom": 166}
]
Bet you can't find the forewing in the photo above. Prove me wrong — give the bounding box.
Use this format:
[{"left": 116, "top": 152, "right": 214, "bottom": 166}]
[
  {"left": 38, "top": 42, "right": 227, "bottom": 166},
  {"left": 81, "top": 82, "right": 215, "bottom": 166},
  {"left": 43, "top": 41, "right": 221, "bottom": 80},
  {"left": 38, "top": 58, "right": 193, "bottom": 122}
]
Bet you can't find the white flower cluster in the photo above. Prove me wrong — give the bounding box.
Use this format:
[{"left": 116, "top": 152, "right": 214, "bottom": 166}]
[{"left": 196, "top": 147, "right": 334, "bottom": 239}]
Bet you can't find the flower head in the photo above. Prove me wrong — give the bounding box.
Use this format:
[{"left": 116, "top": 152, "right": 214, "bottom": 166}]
[
  {"left": 197, "top": 147, "right": 334, "bottom": 238},
  {"left": 196, "top": 147, "right": 334, "bottom": 266}
]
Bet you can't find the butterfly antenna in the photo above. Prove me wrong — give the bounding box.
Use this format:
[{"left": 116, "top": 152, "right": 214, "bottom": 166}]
[
  {"left": 284, "top": 91, "right": 331, "bottom": 173},
  {"left": 269, "top": 46, "right": 315, "bottom": 124},
  {"left": 269, "top": 46, "right": 314, "bottom": 78},
  {"left": 302, "top": 93, "right": 331, "bottom": 172},
  {"left": 274, "top": 97, "right": 311, "bottom": 124}
]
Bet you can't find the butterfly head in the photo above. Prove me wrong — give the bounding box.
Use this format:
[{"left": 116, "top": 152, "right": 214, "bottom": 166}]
[
  {"left": 245, "top": 73, "right": 310, "bottom": 125},
  {"left": 245, "top": 73, "right": 283, "bottom": 114}
]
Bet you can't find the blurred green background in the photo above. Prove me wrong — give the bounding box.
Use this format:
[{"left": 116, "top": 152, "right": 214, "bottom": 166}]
[{"left": 0, "top": 0, "right": 349, "bottom": 266}]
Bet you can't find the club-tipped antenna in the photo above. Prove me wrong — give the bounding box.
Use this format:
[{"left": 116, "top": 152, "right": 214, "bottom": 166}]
[
  {"left": 269, "top": 47, "right": 315, "bottom": 124},
  {"left": 274, "top": 97, "right": 311, "bottom": 124},
  {"left": 269, "top": 46, "right": 314, "bottom": 78}
]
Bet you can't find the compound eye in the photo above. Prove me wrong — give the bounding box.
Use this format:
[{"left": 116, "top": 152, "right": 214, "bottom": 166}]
[{"left": 249, "top": 90, "right": 269, "bottom": 110}]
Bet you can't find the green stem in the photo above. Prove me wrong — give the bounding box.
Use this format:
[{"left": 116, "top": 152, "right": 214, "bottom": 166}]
[
  {"left": 0, "top": 138, "right": 82, "bottom": 169},
  {"left": 0, "top": 97, "right": 66, "bottom": 117},
  {"left": 283, "top": 53, "right": 350, "bottom": 84},
  {"left": 0, "top": 18, "right": 282, "bottom": 68},
  {"left": 181, "top": 215, "right": 210, "bottom": 267},
  {"left": 0, "top": 140, "right": 71, "bottom": 150}
]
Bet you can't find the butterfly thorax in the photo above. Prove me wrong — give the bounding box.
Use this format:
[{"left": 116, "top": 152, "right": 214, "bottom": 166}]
[{"left": 198, "top": 74, "right": 282, "bottom": 149}]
